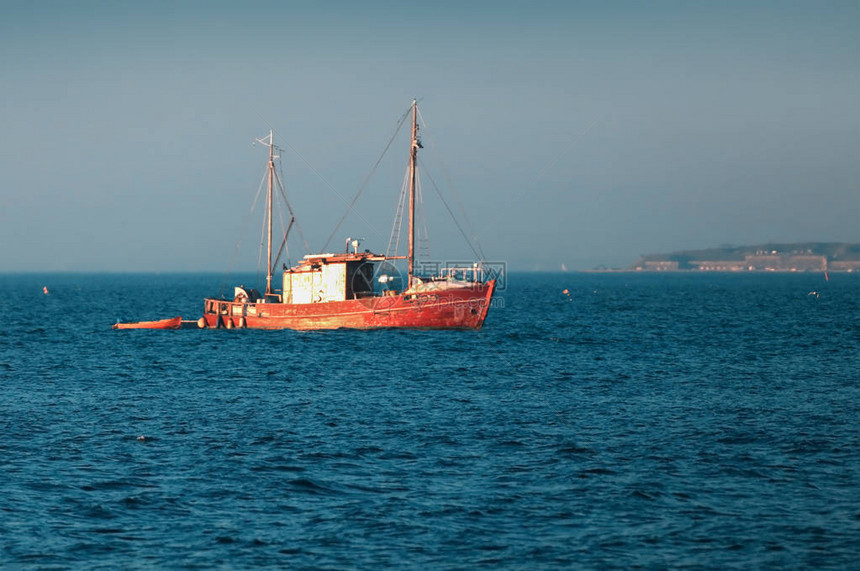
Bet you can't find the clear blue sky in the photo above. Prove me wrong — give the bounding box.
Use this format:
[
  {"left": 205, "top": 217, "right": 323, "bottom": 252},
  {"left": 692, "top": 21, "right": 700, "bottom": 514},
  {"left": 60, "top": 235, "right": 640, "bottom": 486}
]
[{"left": 1, "top": 0, "right": 857, "bottom": 271}]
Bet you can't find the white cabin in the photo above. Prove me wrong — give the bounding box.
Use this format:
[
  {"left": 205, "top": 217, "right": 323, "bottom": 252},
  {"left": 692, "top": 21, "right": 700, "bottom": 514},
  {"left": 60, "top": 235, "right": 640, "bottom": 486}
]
[{"left": 281, "top": 254, "right": 379, "bottom": 304}]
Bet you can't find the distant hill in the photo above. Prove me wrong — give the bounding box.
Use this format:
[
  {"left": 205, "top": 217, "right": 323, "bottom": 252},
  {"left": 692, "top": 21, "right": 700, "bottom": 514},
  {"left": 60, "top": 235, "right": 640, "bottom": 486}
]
[{"left": 631, "top": 242, "right": 860, "bottom": 271}]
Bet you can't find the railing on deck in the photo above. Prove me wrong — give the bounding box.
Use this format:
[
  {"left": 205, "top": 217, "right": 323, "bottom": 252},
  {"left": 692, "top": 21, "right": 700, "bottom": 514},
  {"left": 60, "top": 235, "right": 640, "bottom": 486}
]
[{"left": 439, "top": 264, "right": 483, "bottom": 283}]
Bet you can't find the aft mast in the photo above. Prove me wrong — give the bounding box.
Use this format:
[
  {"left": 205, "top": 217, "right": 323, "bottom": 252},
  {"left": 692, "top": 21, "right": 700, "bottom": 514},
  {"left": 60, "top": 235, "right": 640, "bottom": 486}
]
[{"left": 407, "top": 99, "right": 419, "bottom": 288}]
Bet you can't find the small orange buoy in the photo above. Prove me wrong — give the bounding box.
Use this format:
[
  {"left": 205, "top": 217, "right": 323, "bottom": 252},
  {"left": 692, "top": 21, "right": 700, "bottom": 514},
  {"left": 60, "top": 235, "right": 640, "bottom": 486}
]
[
  {"left": 43, "top": 286, "right": 49, "bottom": 295},
  {"left": 562, "top": 289, "right": 569, "bottom": 295}
]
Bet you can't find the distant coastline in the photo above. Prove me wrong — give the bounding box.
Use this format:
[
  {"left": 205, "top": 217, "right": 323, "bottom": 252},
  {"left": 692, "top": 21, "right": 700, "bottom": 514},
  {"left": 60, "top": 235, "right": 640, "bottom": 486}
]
[{"left": 622, "top": 242, "right": 860, "bottom": 273}]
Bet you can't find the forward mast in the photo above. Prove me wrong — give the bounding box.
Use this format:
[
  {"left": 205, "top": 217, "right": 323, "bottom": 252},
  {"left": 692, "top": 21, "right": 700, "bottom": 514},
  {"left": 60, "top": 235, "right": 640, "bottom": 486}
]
[{"left": 256, "top": 130, "right": 276, "bottom": 296}]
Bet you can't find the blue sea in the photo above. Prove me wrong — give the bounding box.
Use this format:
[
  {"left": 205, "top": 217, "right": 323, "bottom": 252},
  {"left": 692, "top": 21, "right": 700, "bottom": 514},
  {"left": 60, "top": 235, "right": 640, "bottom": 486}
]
[{"left": 1, "top": 272, "right": 858, "bottom": 568}]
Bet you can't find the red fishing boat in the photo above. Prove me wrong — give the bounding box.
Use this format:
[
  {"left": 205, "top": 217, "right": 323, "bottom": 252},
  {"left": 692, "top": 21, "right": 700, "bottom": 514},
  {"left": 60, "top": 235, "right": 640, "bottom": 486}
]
[
  {"left": 113, "top": 316, "right": 183, "bottom": 330},
  {"left": 200, "top": 100, "right": 495, "bottom": 330}
]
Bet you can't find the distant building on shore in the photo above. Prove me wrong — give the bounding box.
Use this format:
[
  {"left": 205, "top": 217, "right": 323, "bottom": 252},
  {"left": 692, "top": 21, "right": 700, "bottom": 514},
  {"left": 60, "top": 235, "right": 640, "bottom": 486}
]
[
  {"left": 743, "top": 254, "right": 826, "bottom": 271},
  {"left": 642, "top": 260, "right": 679, "bottom": 271},
  {"left": 689, "top": 260, "right": 747, "bottom": 271},
  {"left": 631, "top": 243, "right": 860, "bottom": 272}
]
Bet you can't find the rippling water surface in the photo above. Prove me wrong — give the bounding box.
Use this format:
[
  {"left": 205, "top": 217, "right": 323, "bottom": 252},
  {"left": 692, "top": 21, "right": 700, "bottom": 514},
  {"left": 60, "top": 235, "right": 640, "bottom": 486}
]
[{"left": 1, "top": 272, "right": 858, "bottom": 568}]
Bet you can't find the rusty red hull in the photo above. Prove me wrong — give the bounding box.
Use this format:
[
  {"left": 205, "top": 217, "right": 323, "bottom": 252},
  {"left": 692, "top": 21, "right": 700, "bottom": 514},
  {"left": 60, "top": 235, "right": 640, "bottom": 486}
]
[{"left": 202, "top": 281, "right": 495, "bottom": 330}]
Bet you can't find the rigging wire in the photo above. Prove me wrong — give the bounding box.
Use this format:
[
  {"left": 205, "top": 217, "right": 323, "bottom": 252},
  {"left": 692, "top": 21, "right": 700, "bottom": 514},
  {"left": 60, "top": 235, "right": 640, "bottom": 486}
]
[
  {"left": 218, "top": 166, "right": 269, "bottom": 297},
  {"left": 418, "top": 155, "right": 484, "bottom": 262},
  {"left": 253, "top": 112, "right": 353, "bottom": 252},
  {"left": 273, "top": 175, "right": 288, "bottom": 268},
  {"left": 276, "top": 137, "right": 385, "bottom": 250},
  {"left": 272, "top": 217, "right": 294, "bottom": 273},
  {"left": 385, "top": 168, "right": 411, "bottom": 260},
  {"left": 273, "top": 162, "right": 310, "bottom": 253},
  {"left": 223, "top": 144, "right": 308, "bottom": 295},
  {"left": 417, "top": 115, "right": 486, "bottom": 261},
  {"left": 321, "top": 104, "right": 413, "bottom": 253},
  {"left": 273, "top": 164, "right": 291, "bottom": 267},
  {"left": 257, "top": 183, "right": 268, "bottom": 286},
  {"left": 264, "top": 156, "right": 312, "bottom": 274},
  {"left": 254, "top": 122, "right": 389, "bottom": 252}
]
